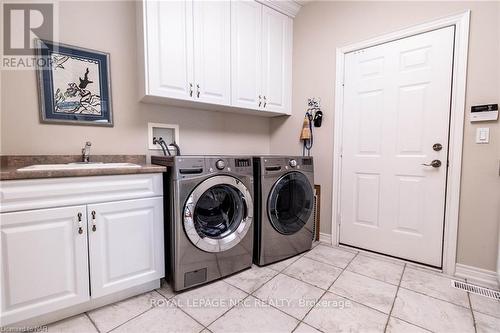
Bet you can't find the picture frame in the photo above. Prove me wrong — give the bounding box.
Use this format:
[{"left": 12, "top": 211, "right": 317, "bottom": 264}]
[{"left": 35, "top": 39, "right": 113, "bottom": 126}]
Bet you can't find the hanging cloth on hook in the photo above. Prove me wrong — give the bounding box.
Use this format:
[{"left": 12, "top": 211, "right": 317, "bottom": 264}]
[{"left": 300, "top": 112, "right": 313, "bottom": 156}]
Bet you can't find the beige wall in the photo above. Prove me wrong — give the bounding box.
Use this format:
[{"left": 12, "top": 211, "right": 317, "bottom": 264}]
[
  {"left": 271, "top": 1, "right": 500, "bottom": 271},
  {"left": 0, "top": 1, "right": 271, "bottom": 157},
  {"left": 1, "top": 1, "right": 499, "bottom": 272}
]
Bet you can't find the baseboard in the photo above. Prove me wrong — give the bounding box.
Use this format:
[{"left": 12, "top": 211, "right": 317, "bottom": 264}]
[
  {"left": 455, "top": 263, "right": 499, "bottom": 290},
  {"left": 6, "top": 280, "right": 161, "bottom": 328},
  {"left": 319, "top": 232, "right": 332, "bottom": 244}
]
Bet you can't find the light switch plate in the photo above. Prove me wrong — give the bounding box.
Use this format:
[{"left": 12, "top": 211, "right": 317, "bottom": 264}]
[{"left": 475, "top": 128, "right": 490, "bottom": 144}]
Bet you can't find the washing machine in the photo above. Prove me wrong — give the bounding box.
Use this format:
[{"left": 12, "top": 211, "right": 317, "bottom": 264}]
[
  {"left": 152, "top": 155, "right": 254, "bottom": 291},
  {"left": 253, "top": 156, "right": 314, "bottom": 266}
]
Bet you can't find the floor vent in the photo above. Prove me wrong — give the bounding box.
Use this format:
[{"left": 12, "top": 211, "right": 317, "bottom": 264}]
[{"left": 452, "top": 280, "right": 500, "bottom": 300}]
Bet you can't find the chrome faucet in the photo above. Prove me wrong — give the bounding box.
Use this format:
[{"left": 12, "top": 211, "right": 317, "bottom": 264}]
[{"left": 82, "top": 142, "right": 92, "bottom": 163}]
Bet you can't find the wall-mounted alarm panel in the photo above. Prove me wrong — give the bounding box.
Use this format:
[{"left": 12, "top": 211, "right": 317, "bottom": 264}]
[{"left": 470, "top": 104, "right": 498, "bottom": 122}]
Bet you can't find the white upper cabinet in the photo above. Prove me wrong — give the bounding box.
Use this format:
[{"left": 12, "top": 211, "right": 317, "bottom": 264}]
[
  {"left": 231, "top": 0, "right": 262, "bottom": 110},
  {"left": 139, "top": 0, "right": 294, "bottom": 116},
  {"left": 193, "top": 1, "right": 231, "bottom": 105},
  {"left": 1, "top": 206, "right": 90, "bottom": 326},
  {"left": 88, "top": 197, "right": 164, "bottom": 298},
  {"left": 144, "top": 0, "right": 194, "bottom": 100},
  {"left": 261, "top": 5, "right": 292, "bottom": 114}
]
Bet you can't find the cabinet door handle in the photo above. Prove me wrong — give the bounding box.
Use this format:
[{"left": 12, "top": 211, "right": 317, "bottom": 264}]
[
  {"left": 189, "top": 83, "right": 193, "bottom": 97},
  {"left": 258, "top": 95, "right": 262, "bottom": 107},
  {"left": 263, "top": 96, "right": 267, "bottom": 108},
  {"left": 196, "top": 84, "right": 200, "bottom": 98},
  {"left": 91, "top": 210, "right": 97, "bottom": 232},
  {"left": 77, "top": 212, "right": 83, "bottom": 235}
]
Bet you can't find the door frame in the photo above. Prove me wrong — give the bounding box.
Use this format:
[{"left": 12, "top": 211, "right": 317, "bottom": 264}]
[{"left": 331, "top": 11, "right": 470, "bottom": 275}]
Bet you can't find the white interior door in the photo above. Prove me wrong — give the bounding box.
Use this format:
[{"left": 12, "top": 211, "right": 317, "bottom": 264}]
[
  {"left": 231, "top": 0, "right": 262, "bottom": 110},
  {"left": 0, "top": 206, "right": 89, "bottom": 325},
  {"left": 88, "top": 198, "right": 164, "bottom": 298},
  {"left": 146, "top": 0, "right": 194, "bottom": 100},
  {"left": 339, "top": 26, "right": 455, "bottom": 267},
  {"left": 261, "top": 6, "right": 292, "bottom": 114},
  {"left": 193, "top": 0, "right": 231, "bottom": 105}
]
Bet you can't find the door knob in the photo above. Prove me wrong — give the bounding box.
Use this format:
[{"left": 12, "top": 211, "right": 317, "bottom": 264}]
[{"left": 421, "top": 160, "right": 441, "bottom": 168}]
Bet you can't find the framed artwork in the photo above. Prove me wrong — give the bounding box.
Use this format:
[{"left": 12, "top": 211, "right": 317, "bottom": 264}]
[{"left": 36, "top": 39, "right": 113, "bottom": 126}]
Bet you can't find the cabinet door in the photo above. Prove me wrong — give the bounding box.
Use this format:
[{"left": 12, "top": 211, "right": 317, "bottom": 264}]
[
  {"left": 231, "top": 0, "right": 262, "bottom": 110},
  {"left": 261, "top": 6, "right": 292, "bottom": 114},
  {"left": 0, "top": 206, "right": 89, "bottom": 326},
  {"left": 88, "top": 198, "right": 164, "bottom": 298},
  {"left": 193, "top": 0, "right": 231, "bottom": 105},
  {"left": 145, "top": 0, "right": 194, "bottom": 100}
]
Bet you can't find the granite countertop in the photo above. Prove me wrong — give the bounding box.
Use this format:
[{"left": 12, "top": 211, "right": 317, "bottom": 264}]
[{"left": 0, "top": 155, "right": 166, "bottom": 181}]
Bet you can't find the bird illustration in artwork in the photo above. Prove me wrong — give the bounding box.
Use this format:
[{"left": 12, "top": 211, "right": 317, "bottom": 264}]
[
  {"left": 79, "top": 68, "right": 93, "bottom": 89},
  {"left": 52, "top": 55, "right": 69, "bottom": 70}
]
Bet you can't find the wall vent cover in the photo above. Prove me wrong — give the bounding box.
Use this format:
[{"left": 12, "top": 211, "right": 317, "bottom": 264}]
[{"left": 451, "top": 280, "right": 500, "bottom": 300}]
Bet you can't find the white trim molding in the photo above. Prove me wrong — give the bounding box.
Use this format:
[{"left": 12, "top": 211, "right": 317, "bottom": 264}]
[
  {"left": 331, "top": 11, "right": 470, "bottom": 276},
  {"left": 319, "top": 232, "right": 332, "bottom": 244},
  {"left": 257, "top": 0, "right": 302, "bottom": 18},
  {"left": 455, "top": 263, "right": 500, "bottom": 290}
]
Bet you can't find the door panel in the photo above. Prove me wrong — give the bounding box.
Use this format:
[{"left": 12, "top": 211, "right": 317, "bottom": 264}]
[
  {"left": 88, "top": 198, "right": 164, "bottom": 298},
  {"left": 146, "top": 0, "right": 194, "bottom": 100},
  {"left": 261, "top": 6, "right": 292, "bottom": 113},
  {"left": 0, "top": 206, "right": 89, "bottom": 325},
  {"left": 340, "top": 26, "right": 455, "bottom": 267},
  {"left": 231, "top": 0, "right": 262, "bottom": 109},
  {"left": 193, "top": 0, "right": 231, "bottom": 105}
]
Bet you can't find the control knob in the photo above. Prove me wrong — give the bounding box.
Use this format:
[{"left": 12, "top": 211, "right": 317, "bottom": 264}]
[
  {"left": 289, "top": 159, "right": 297, "bottom": 168},
  {"left": 216, "top": 159, "right": 226, "bottom": 170}
]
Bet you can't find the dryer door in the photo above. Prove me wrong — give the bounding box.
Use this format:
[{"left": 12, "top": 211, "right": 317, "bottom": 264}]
[
  {"left": 268, "top": 171, "right": 314, "bottom": 235},
  {"left": 183, "top": 175, "right": 253, "bottom": 253}
]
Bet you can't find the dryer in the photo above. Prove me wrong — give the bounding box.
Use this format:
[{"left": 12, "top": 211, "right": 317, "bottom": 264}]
[
  {"left": 253, "top": 156, "right": 314, "bottom": 266},
  {"left": 152, "top": 156, "right": 254, "bottom": 291}
]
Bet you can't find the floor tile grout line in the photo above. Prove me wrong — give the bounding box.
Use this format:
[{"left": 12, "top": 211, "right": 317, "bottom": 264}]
[
  {"left": 97, "top": 291, "right": 169, "bottom": 333},
  {"left": 221, "top": 278, "right": 258, "bottom": 296},
  {"left": 302, "top": 253, "right": 356, "bottom": 271},
  {"left": 84, "top": 311, "right": 101, "bottom": 333},
  {"left": 397, "top": 285, "right": 471, "bottom": 310},
  {"left": 163, "top": 280, "right": 251, "bottom": 331},
  {"left": 343, "top": 267, "right": 403, "bottom": 287},
  {"left": 279, "top": 268, "right": 340, "bottom": 292},
  {"left": 293, "top": 252, "right": 360, "bottom": 333},
  {"left": 107, "top": 306, "right": 156, "bottom": 333},
  {"left": 204, "top": 293, "right": 253, "bottom": 330},
  {"left": 383, "top": 263, "right": 406, "bottom": 333},
  {"left": 388, "top": 316, "right": 433, "bottom": 332},
  {"left": 164, "top": 294, "right": 212, "bottom": 331},
  {"left": 169, "top": 257, "right": 303, "bottom": 332},
  {"left": 465, "top": 278, "right": 478, "bottom": 333}
]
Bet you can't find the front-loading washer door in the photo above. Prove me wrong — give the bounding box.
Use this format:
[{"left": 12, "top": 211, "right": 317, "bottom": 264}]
[
  {"left": 183, "top": 175, "right": 253, "bottom": 253},
  {"left": 268, "top": 171, "right": 314, "bottom": 235}
]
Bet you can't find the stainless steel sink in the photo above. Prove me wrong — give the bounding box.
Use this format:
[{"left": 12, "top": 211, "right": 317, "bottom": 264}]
[{"left": 17, "top": 162, "right": 141, "bottom": 171}]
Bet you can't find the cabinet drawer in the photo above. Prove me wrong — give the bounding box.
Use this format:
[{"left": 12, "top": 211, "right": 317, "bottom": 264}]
[{"left": 0, "top": 174, "right": 163, "bottom": 213}]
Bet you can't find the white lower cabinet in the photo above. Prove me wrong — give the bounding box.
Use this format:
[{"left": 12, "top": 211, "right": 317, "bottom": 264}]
[
  {"left": 0, "top": 174, "right": 164, "bottom": 326},
  {"left": 1, "top": 206, "right": 90, "bottom": 326},
  {"left": 88, "top": 197, "right": 164, "bottom": 298}
]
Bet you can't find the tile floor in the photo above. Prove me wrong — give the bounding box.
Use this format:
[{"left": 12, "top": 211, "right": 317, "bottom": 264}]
[{"left": 45, "top": 243, "right": 499, "bottom": 333}]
